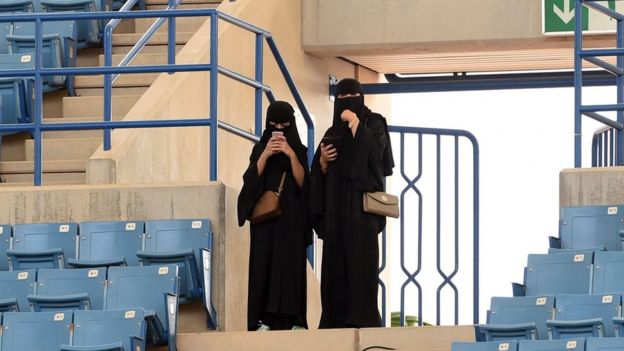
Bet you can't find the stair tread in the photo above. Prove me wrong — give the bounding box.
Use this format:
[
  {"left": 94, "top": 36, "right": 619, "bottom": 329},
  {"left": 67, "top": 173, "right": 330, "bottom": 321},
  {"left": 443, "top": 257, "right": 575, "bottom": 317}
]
[
  {"left": 0, "top": 160, "right": 87, "bottom": 174},
  {"left": 113, "top": 32, "right": 194, "bottom": 46}
]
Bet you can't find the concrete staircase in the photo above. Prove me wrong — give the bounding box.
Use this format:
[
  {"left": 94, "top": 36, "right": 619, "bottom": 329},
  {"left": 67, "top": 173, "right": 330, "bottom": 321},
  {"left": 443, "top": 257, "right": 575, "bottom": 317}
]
[{"left": 0, "top": 0, "right": 222, "bottom": 186}]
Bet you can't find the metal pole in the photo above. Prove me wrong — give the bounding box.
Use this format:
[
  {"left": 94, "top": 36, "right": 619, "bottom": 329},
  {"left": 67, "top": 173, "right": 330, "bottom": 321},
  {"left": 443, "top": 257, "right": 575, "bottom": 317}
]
[
  {"left": 167, "top": 0, "right": 176, "bottom": 71},
  {"left": 34, "top": 18, "right": 43, "bottom": 186},
  {"left": 618, "top": 19, "right": 624, "bottom": 164},
  {"left": 209, "top": 13, "right": 218, "bottom": 181},
  {"left": 103, "top": 20, "right": 113, "bottom": 151},
  {"left": 254, "top": 33, "right": 263, "bottom": 137},
  {"left": 575, "top": 0, "right": 584, "bottom": 167}
]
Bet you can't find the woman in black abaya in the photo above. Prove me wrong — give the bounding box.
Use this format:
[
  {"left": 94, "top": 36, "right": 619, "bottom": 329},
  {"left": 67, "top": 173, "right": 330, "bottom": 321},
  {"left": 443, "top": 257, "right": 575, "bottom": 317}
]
[
  {"left": 237, "top": 101, "right": 311, "bottom": 331},
  {"left": 311, "top": 78, "right": 394, "bottom": 329}
]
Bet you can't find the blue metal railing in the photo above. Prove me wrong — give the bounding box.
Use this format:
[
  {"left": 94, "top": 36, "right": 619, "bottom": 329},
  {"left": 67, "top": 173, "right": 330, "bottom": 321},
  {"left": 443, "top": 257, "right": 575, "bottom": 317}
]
[
  {"left": 0, "top": 8, "right": 315, "bottom": 186},
  {"left": 592, "top": 126, "right": 617, "bottom": 167},
  {"left": 575, "top": 0, "right": 624, "bottom": 167},
  {"left": 383, "top": 126, "right": 480, "bottom": 326}
]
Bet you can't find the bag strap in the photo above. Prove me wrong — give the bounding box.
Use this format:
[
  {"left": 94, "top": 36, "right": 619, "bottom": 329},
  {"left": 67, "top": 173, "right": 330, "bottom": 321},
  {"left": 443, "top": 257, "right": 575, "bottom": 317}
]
[{"left": 277, "top": 172, "right": 287, "bottom": 196}]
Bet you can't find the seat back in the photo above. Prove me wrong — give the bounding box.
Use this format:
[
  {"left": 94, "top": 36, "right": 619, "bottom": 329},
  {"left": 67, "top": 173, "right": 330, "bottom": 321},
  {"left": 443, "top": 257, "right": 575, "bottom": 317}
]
[
  {"left": 518, "top": 339, "right": 585, "bottom": 351},
  {"left": 1, "top": 311, "right": 72, "bottom": 351},
  {"left": 0, "top": 54, "right": 35, "bottom": 125},
  {"left": 586, "top": 337, "right": 624, "bottom": 351},
  {"left": 0, "top": 270, "right": 35, "bottom": 311},
  {"left": 525, "top": 252, "right": 593, "bottom": 296},
  {"left": 0, "top": 22, "right": 10, "bottom": 55},
  {"left": 78, "top": 221, "right": 144, "bottom": 266},
  {"left": 0, "top": 0, "right": 35, "bottom": 13},
  {"left": 488, "top": 296, "right": 555, "bottom": 340},
  {"left": 0, "top": 224, "right": 11, "bottom": 270},
  {"left": 40, "top": 0, "right": 100, "bottom": 47},
  {"left": 72, "top": 309, "right": 146, "bottom": 351},
  {"left": 11, "top": 223, "right": 78, "bottom": 268},
  {"left": 143, "top": 219, "right": 211, "bottom": 299},
  {"left": 35, "top": 267, "right": 106, "bottom": 310},
  {"left": 452, "top": 341, "right": 518, "bottom": 351},
  {"left": 105, "top": 265, "right": 178, "bottom": 328},
  {"left": 553, "top": 293, "right": 621, "bottom": 337},
  {"left": 559, "top": 205, "right": 624, "bottom": 251},
  {"left": 593, "top": 251, "right": 624, "bottom": 294}
]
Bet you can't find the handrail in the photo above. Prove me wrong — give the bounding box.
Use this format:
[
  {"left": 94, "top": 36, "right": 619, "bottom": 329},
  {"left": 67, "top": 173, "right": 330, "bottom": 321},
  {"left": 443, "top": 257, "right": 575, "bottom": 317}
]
[{"left": 0, "top": 8, "right": 315, "bottom": 189}]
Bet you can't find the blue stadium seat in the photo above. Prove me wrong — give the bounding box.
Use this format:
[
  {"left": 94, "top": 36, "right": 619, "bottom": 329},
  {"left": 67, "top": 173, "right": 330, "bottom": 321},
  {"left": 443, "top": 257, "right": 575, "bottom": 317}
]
[
  {"left": 480, "top": 296, "right": 555, "bottom": 341},
  {"left": 518, "top": 339, "right": 585, "bottom": 351},
  {"left": 547, "top": 247, "right": 604, "bottom": 254},
  {"left": 61, "top": 309, "right": 147, "bottom": 351},
  {"left": 40, "top": 0, "right": 101, "bottom": 48},
  {"left": 28, "top": 267, "right": 106, "bottom": 311},
  {"left": 552, "top": 205, "right": 624, "bottom": 251},
  {"left": 138, "top": 219, "right": 211, "bottom": 302},
  {"left": 586, "top": 337, "right": 624, "bottom": 351},
  {"left": 0, "top": 54, "right": 36, "bottom": 127},
  {"left": 452, "top": 341, "right": 518, "bottom": 351},
  {"left": 0, "top": 0, "right": 35, "bottom": 12},
  {"left": 0, "top": 22, "right": 10, "bottom": 55},
  {"left": 0, "top": 270, "right": 36, "bottom": 311},
  {"left": 68, "top": 221, "right": 144, "bottom": 268},
  {"left": 0, "top": 224, "right": 11, "bottom": 271},
  {"left": 513, "top": 252, "right": 593, "bottom": 296},
  {"left": 7, "top": 20, "right": 78, "bottom": 94},
  {"left": 106, "top": 265, "right": 179, "bottom": 349},
  {"left": 546, "top": 294, "right": 620, "bottom": 339},
  {"left": 1, "top": 311, "right": 73, "bottom": 351},
  {"left": 6, "top": 223, "right": 78, "bottom": 270},
  {"left": 592, "top": 251, "right": 624, "bottom": 294}
]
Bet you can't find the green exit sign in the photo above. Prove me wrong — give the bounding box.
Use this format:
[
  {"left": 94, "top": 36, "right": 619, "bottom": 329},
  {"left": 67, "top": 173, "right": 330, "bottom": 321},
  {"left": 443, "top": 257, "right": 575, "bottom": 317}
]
[{"left": 543, "top": 0, "right": 620, "bottom": 35}]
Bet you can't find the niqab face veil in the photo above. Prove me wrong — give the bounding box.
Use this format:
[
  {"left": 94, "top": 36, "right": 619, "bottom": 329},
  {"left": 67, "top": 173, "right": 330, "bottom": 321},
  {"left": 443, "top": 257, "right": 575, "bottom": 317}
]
[{"left": 260, "top": 101, "right": 306, "bottom": 171}]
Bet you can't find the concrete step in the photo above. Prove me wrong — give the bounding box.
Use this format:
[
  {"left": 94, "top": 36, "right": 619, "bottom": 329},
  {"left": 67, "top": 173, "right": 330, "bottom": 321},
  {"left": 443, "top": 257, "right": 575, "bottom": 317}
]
[
  {"left": 0, "top": 160, "right": 86, "bottom": 174},
  {"left": 76, "top": 87, "right": 148, "bottom": 97},
  {"left": 112, "top": 32, "right": 193, "bottom": 46},
  {"left": 62, "top": 95, "right": 141, "bottom": 118},
  {"left": 98, "top": 53, "right": 168, "bottom": 67},
  {"left": 0, "top": 172, "right": 86, "bottom": 184},
  {"left": 25, "top": 138, "right": 102, "bottom": 161},
  {"left": 134, "top": 17, "right": 208, "bottom": 33},
  {"left": 75, "top": 74, "right": 158, "bottom": 88},
  {"left": 44, "top": 116, "right": 124, "bottom": 124},
  {"left": 112, "top": 44, "right": 183, "bottom": 55},
  {"left": 42, "top": 117, "right": 122, "bottom": 139}
]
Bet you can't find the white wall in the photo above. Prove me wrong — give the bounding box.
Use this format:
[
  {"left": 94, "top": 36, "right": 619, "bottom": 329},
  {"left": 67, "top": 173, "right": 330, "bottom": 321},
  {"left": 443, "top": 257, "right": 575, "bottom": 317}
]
[{"left": 387, "top": 86, "right": 611, "bottom": 324}]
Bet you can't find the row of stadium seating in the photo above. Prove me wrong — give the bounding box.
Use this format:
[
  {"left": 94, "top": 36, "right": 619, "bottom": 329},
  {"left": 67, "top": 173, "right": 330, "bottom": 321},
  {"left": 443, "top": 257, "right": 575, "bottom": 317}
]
[
  {"left": 480, "top": 294, "right": 624, "bottom": 340},
  {"left": 0, "top": 219, "right": 212, "bottom": 302},
  {"left": 473, "top": 204, "right": 624, "bottom": 347},
  {"left": 453, "top": 338, "right": 616, "bottom": 351},
  {"left": 0, "top": 264, "right": 179, "bottom": 348},
  {"left": 0, "top": 309, "right": 147, "bottom": 351},
  {"left": 511, "top": 250, "right": 624, "bottom": 297}
]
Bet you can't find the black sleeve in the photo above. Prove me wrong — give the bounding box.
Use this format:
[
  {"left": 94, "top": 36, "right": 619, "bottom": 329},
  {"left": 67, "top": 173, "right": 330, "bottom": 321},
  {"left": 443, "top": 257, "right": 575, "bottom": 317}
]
[
  {"left": 297, "top": 147, "right": 314, "bottom": 246},
  {"left": 237, "top": 143, "right": 266, "bottom": 227},
  {"left": 366, "top": 114, "right": 395, "bottom": 176},
  {"left": 309, "top": 145, "right": 325, "bottom": 239}
]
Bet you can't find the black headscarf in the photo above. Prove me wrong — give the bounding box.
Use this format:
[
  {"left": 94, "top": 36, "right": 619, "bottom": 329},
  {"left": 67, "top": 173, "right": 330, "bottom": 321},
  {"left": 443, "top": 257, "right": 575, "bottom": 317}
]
[
  {"left": 326, "top": 78, "right": 365, "bottom": 141},
  {"left": 260, "top": 101, "right": 307, "bottom": 171}
]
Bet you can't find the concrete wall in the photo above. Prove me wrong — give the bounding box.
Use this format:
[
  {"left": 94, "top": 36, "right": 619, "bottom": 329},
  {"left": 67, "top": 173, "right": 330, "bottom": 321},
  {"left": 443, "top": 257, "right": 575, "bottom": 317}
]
[
  {"left": 560, "top": 167, "right": 624, "bottom": 207},
  {"left": 87, "top": 0, "right": 387, "bottom": 190},
  {"left": 302, "top": 0, "right": 612, "bottom": 56}
]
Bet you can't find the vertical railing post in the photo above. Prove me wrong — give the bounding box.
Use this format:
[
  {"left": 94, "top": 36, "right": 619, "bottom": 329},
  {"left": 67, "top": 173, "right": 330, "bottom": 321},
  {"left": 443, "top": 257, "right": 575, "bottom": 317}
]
[
  {"left": 167, "top": 0, "right": 176, "bottom": 70},
  {"left": 472, "top": 135, "right": 480, "bottom": 324},
  {"left": 617, "top": 19, "right": 624, "bottom": 165},
  {"left": 254, "top": 33, "right": 263, "bottom": 136},
  {"left": 103, "top": 24, "right": 113, "bottom": 151},
  {"left": 209, "top": 13, "right": 218, "bottom": 181},
  {"left": 34, "top": 17, "right": 43, "bottom": 186},
  {"left": 574, "top": 0, "right": 583, "bottom": 168}
]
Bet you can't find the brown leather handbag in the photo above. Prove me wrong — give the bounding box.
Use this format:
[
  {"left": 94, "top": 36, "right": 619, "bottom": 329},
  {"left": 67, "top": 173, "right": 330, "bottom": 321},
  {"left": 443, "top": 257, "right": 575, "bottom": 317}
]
[
  {"left": 363, "top": 191, "right": 400, "bottom": 218},
  {"left": 249, "top": 172, "right": 287, "bottom": 224}
]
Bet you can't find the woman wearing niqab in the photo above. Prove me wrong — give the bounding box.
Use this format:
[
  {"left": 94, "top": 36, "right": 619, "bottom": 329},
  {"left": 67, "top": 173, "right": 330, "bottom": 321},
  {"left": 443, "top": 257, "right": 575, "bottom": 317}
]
[
  {"left": 237, "top": 101, "right": 312, "bottom": 331},
  {"left": 310, "top": 78, "right": 394, "bottom": 328}
]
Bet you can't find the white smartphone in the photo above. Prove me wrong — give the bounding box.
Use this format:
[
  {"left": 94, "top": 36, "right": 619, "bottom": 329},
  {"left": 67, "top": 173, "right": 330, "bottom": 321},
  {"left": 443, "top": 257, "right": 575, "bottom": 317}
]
[{"left": 272, "top": 131, "right": 284, "bottom": 139}]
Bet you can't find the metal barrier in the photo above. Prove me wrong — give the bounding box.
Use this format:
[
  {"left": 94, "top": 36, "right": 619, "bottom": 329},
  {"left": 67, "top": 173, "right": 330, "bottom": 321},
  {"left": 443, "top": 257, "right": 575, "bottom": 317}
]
[
  {"left": 383, "top": 125, "right": 480, "bottom": 326},
  {"left": 575, "top": 0, "right": 624, "bottom": 167},
  {"left": 0, "top": 8, "right": 315, "bottom": 185},
  {"left": 592, "top": 126, "right": 617, "bottom": 167}
]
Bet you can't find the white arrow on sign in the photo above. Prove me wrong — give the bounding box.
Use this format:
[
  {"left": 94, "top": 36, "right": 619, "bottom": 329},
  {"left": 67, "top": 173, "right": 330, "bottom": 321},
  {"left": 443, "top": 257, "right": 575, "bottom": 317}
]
[{"left": 554, "top": 0, "right": 575, "bottom": 24}]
